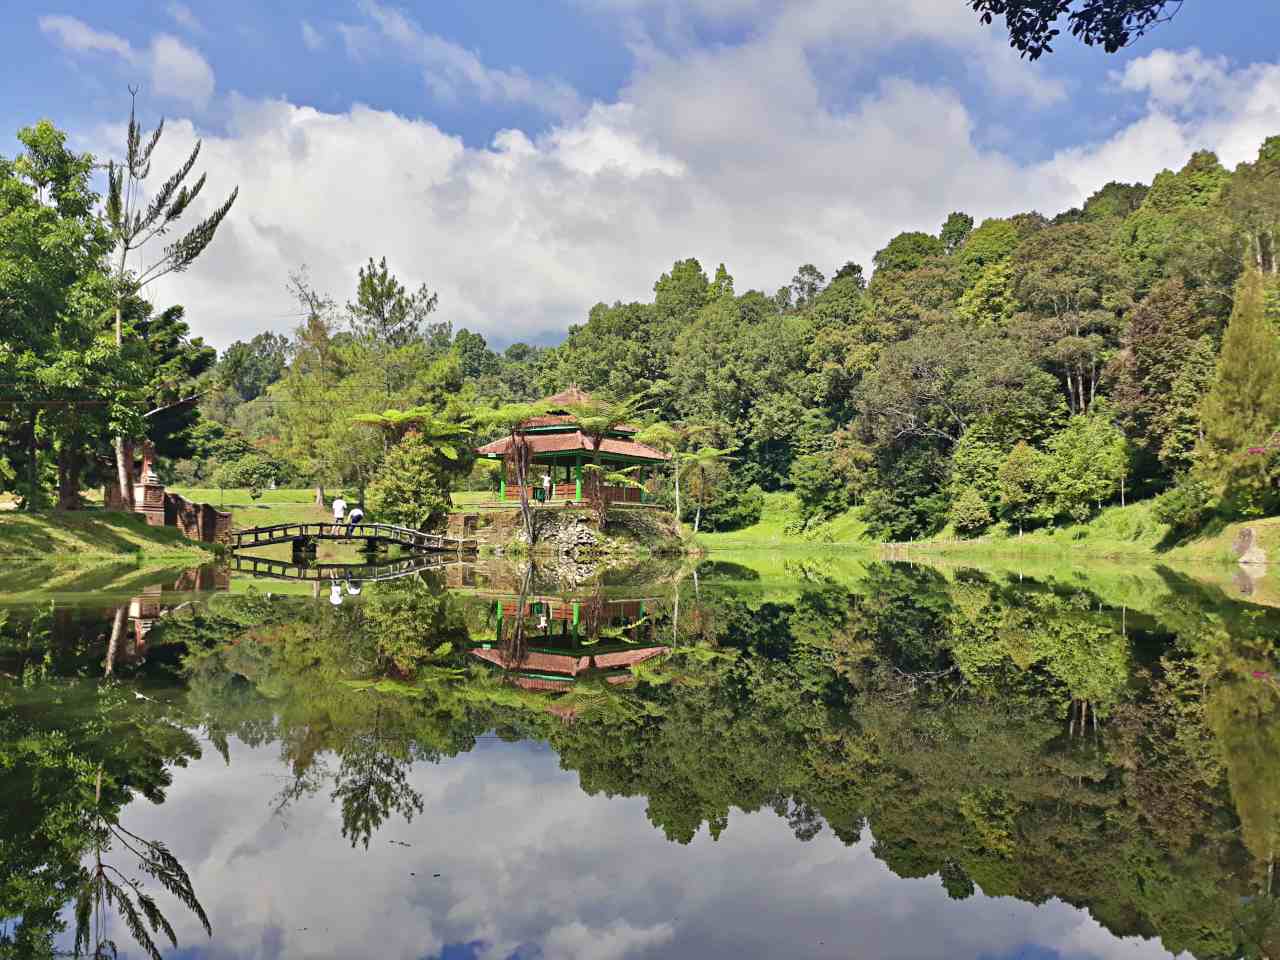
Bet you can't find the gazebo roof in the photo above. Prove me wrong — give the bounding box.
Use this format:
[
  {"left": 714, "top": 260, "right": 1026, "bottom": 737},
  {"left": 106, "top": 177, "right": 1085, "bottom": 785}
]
[{"left": 476, "top": 430, "right": 669, "bottom": 462}]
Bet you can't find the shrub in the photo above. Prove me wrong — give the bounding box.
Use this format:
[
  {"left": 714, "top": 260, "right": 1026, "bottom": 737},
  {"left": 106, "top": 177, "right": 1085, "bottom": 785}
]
[
  {"left": 211, "top": 453, "right": 289, "bottom": 498},
  {"left": 691, "top": 482, "right": 765, "bottom": 532},
  {"left": 950, "top": 485, "right": 992, "bottom": 537},
  {"left": 365, "top": 432, "right": 455, "bottom": 531},
  {"left": 790, "top": 452, "right": 851, "bottom": 528},
  {"left": 1152, "top": 473, "right": 1214, "bottom": 534}
]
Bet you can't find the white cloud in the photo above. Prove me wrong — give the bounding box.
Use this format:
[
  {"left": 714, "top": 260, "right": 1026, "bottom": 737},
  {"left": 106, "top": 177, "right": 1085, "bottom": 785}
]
[
  {"left": 100, "top": 735, "right": 1188, "bottom": 960},
  {"left": 580, "top": 0, "right": 1067, "bottom": 107},
  {"left": 38, "top": 14, "right": 136, "bottom": 60},
  {"left": 166, "top": 2, "right": 203, "bottom": 33},
  {"left": 91, "top": 11, "right": 1279, "bottom": 354},
  {"left": 301, "top": 19, "right": 326, "bottom": 52},
  {"left": 39, "top": 15, "right": 215, "bottom": 109},
  {"left": 357, "top": 1, "right": 584, "bottom": 120},
  {"left": 149, "top": 34, "right": 215, "bottom": 109},
  {"left": 1049, "top": 49, "right": 1280, "bottom": 197},
  {"left": 542, "top": 919, "right": 676, "bottom": 960}
]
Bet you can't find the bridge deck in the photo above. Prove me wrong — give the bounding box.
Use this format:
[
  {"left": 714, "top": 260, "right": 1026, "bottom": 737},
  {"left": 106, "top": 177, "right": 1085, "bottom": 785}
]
[
  {"left": 230, "top": 521, "right": 476, "bottom": 553},
  {"left": 230, "top": 554, "right": 461, "bottom": 583}
]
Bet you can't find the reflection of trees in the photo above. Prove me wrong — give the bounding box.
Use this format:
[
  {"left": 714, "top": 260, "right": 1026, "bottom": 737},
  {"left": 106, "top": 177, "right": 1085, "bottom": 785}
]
[
  {"left": 75, "top": 768, "right": 211, "bottom": 960},
  {"left": 0, "top": 673, "right": 207, "bottom": 958},
  {"left": 17, "top": 560, "right": 1276, "bottom": 959},
  {"left": 332, "top": 708, "right": 426, "bottom": 849},
  {"left": 175, "top": 588, "right": 480, "bottom": 850}
]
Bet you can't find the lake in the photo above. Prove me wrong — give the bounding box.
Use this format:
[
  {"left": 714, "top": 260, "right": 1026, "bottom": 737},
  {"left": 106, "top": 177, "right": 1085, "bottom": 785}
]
[{"left": 2, "top": 553, "right": 1278, "bottom": 959}]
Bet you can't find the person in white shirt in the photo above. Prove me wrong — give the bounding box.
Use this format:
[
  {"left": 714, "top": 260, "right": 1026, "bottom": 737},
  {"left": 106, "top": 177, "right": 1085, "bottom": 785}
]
[
  {"left": 541, "top": 472, "right": 552, "bottom": 501},
  {"left": 332, "top": 496, "right": 347, "bottom": 525}
]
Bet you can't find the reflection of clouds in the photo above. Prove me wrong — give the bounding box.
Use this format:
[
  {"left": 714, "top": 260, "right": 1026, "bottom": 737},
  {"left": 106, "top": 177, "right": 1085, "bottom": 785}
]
[{"left": 73, "top": 737, "right": 1181, "bottom": 960}]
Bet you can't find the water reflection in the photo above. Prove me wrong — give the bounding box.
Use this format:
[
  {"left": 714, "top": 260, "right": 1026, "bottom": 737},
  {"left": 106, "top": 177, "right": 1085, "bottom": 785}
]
[{"left": 1, "top": 557, "right": 1278, "bottom": 958}]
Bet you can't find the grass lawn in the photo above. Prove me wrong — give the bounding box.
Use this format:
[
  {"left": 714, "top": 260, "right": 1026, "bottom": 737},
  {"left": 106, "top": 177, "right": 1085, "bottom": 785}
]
[
  {"left": 171, "top": 486, "right": 331, "bottom": 529},
  {"left": 0, "top": 510, "right": 213, "bottom": 562},
  {"left": 695, "top": 492, "right": 872, "bottom": 550},
  {"left": 911, "top": 500, "right": 1280, "bottom": 569}
]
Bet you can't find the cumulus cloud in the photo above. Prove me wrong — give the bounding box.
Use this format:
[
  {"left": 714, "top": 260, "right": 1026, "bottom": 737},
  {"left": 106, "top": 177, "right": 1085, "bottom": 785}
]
[
  {"left": 353, "top": 1, "right": 584, "bottom": 120},
  {"left": 149, "top": 34, "right": 215, "bottom": 108},
  {"left": 111, "top": 735, "right": 1184, "bottom": 960},
  {"left": 1047, "top": 49, "right": 1280, "bottom": 197},
  {"left": 580, "top": 0, "right": 1068, "bottom": 107},
  {"left": 62, "top": 5, "right": 1277, "bottom": 354},
  {"left": 39, "top": 15, "right": 215, "bottom": 108}
]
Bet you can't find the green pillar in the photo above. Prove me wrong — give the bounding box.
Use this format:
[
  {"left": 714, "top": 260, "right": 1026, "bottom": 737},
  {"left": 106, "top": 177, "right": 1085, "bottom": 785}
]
[
  {"left": 574, "top": 456, "right": 582, "bottom": 501},
  {"left": 499, "top": 475, "right": 506, "bottom": 501}
]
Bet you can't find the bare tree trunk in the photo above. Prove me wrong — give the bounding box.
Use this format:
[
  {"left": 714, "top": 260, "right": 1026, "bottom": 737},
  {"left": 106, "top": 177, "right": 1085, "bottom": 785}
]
[
  {"left": 104, "top": 605, "right": 126, "bottom": 677},
  {"left": 694, "top": 499, "right": 702, "bottom": 534},
  {"left": 56, "top": 444, "right": 82, "bottom": 511},
  {"left": 314, "top": 482, "right": 326, "bottom": 506},
  {"left": 673, "top": 462, "right": 681, "bottom": 527},
  {"left": 113, "top": 303, "right": 134, "bottom": 512}
]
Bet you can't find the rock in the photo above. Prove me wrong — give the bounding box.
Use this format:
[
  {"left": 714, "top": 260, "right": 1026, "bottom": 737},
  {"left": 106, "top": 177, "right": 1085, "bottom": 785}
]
[{"left": 1233, "top": 526, "right": 1268, "bottom": 566}]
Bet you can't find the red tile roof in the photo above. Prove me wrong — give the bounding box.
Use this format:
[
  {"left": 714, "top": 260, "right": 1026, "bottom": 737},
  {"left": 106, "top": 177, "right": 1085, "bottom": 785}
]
[
  {"left": 473, "top": 435, "right": 670, "bottom": 463},
  {"left": 593, "top": 647, "right": 669, "bottom": 670},
  {"left": 470, "top": 648, "right": 590, "bottom": 675},
  {"left": 476, "top": 430, "right": 669, "bottom": 461}
]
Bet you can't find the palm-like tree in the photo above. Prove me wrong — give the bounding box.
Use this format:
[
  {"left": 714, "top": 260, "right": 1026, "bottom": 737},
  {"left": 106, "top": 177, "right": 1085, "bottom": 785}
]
[
  {"left": 476, "top": 402, "right": 550, "bottom": 545},
  {"left": 679, "top": 445, "right": 737, "bottom": 533},
  {"left": 563, "top": 391, "right": 651, "bottom": 469},
  {"left": 350, "top": 406, "right": 472, "bottom": 459},
  {"left": 636, "top": 421, "right": 714, "bottom": 527}
]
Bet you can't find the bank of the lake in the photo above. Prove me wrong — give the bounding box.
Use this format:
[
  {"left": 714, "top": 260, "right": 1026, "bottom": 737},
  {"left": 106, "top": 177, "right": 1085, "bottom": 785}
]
[
  {"left": 693, "top": 491, "right": 1280, "bottom": 571},
  {"left": 0, "top": 509, "right": 214, "bottom": 562}
]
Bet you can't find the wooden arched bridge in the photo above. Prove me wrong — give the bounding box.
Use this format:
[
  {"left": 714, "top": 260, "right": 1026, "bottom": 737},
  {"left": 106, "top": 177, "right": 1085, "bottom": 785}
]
[
  {"left": 231, "top": 553, "right": 461, "bottom": 583},
  {"left": 230, "top": 521, "right": 477, "bottom": 556}
]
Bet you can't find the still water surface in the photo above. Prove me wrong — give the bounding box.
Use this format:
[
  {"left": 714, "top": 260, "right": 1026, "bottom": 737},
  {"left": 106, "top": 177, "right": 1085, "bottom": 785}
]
[{"left": 2, "top": 555, "right": 1278, "bottom": 959}]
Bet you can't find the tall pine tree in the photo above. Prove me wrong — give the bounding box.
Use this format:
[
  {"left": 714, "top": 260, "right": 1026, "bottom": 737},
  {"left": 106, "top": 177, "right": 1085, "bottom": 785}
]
[{"left": 1196, "top": 269, "right": 1280, "bottom": 517}]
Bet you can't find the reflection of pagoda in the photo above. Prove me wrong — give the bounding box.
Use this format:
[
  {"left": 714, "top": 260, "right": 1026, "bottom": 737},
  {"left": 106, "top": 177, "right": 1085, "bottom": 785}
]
[
  {"left": 470, "top": 594, "right": 668, "bottom": 692},
  {"left": 122, "top": 567, "right": 231, "bottom": 660}
]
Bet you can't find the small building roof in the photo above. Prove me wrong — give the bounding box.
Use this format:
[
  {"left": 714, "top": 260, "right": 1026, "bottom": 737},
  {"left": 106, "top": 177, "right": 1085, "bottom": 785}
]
[{"left": 476, "top": 430, "right": 670, "bottom": 462}]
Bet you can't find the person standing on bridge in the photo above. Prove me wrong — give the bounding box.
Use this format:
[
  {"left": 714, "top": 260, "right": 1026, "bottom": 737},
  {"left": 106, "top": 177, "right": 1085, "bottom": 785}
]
[
  {"left": 332, "top": 495, "right": 347, "bottom": 526},
  {"left": 346, "top": 503, "right": 365, "bottom": 537}
]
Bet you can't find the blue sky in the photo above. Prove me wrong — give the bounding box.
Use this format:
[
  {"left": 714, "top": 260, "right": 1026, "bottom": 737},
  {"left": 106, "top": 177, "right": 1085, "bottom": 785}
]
[{"left": 5, "top": 1, "right": 1280, "bottom": 349}]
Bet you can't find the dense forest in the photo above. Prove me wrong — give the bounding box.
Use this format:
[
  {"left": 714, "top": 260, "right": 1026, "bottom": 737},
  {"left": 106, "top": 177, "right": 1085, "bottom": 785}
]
[{"left": 4, "top": 115, "right": 1280, "bottom": 539}]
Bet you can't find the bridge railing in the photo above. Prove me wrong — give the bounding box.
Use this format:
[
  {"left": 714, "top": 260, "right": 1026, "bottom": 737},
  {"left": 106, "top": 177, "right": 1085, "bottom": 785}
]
[{"left": 230, "top": 521, "right": 475, "bottom": 553}]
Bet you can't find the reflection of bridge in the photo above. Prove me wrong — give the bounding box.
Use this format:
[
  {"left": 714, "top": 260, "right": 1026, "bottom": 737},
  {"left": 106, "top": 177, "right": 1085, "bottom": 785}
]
[
  {"left": 230, "top": 522, "right": 477, "bottom": 555},
  {"left": 230, "top": 554, "right": 461, "bottom": 583}
]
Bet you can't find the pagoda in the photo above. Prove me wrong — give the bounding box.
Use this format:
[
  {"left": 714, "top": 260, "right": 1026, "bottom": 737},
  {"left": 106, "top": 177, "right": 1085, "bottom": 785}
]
[{"left": 475, "top": 387, "right": 670, "bottom": 504}]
